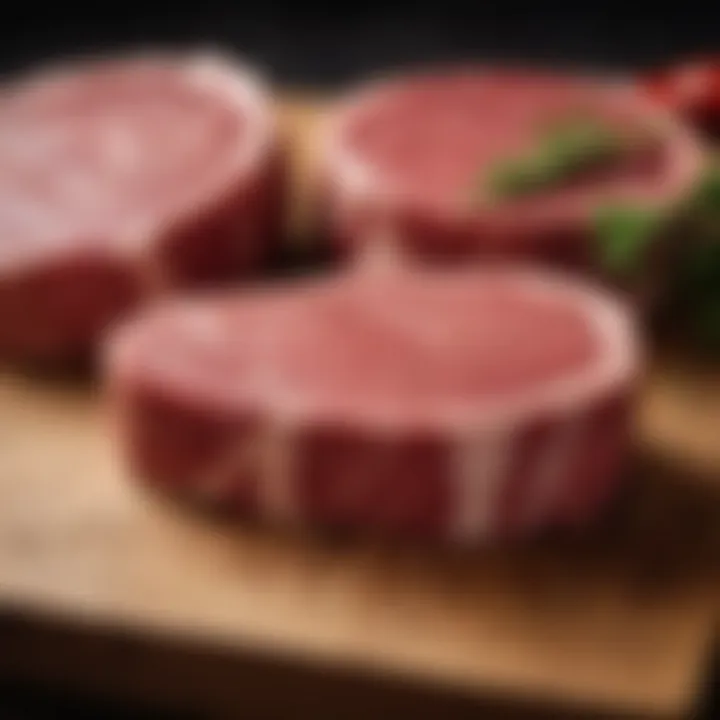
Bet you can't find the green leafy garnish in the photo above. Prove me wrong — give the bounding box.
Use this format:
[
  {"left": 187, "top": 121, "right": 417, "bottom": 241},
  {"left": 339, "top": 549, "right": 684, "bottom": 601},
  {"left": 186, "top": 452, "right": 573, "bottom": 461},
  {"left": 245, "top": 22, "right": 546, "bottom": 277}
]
[
  {"left": 487, "top": 158, "right": 551, "bottom": 198},
  {"left": 544, "top": 118, "right": 623, "bottom": 170},
  {"left": 594, "top": 204, "right": 664, "bottom": 279},
  {"left": 485, "top": 117, "right": 645, "bottom": 200},
  {"left": 592, "top": 160, "right": 720, "bottom": 285}
]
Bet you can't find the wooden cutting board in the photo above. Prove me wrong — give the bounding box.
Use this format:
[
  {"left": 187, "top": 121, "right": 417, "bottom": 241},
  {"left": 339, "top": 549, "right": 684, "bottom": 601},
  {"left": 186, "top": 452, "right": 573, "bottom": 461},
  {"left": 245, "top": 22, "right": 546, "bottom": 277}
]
[{"left": 0, "top": 99, "right": 718, "bottom": 720}]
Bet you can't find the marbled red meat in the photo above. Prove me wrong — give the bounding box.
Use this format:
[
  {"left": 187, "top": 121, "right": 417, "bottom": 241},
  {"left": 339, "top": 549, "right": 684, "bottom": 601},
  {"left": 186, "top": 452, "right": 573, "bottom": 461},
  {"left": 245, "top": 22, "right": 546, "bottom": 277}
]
[
  {"left": 105, "top": 264, "right": 641, "bottom": 541},
  {"left": 321, "top": 69, "right": 704, "bottom": 273},
  {"left": 0, "top": 51, "right": 285, "bottom": 361}
]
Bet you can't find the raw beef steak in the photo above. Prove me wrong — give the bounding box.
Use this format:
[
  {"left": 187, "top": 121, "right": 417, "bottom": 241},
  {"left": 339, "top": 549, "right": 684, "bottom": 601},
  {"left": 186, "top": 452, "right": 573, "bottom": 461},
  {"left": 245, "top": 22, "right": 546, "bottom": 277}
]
[
  {"left": 105, "top": 264, "right": 641, "bottom": 542},
  {"left": 0, "top": 50, "right": 284, "bottom": 362},
  {"left": 321, "top": 68, "right": 704, "bottom": 281}
]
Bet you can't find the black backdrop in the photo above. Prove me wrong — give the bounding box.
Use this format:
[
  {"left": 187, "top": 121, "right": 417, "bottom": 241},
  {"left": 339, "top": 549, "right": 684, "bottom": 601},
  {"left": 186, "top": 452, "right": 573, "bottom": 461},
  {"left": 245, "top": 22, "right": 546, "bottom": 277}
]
[{"left": 1, "top": 3, "right": 720, "bottom": 87}]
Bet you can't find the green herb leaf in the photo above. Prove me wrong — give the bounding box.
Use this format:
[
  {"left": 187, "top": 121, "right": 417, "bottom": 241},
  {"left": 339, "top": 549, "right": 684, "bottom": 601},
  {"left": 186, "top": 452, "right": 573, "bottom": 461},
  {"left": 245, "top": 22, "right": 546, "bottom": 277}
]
[
  {"left": 486, "top": 158, "right": 548, "bottom": 198},
  {"left": 485, "top": 118, "right": 645, "bottom": 201},
  {"left": 544, "top": 118, "right": 621, "bottom": 170},
  {"left": 594, "top": 204, "right": 664, "bottom": 279}
]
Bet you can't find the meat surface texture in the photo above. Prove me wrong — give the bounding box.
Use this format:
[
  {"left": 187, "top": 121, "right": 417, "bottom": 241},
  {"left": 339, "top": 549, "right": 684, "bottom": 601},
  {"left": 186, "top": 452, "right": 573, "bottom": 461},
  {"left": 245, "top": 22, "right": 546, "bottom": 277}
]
[
  {"left": 105, "top": 265, "right": 641, "bottom": 542},
  {"left": 321, "top": 68, "right": 705, "bottom": 277},
  {"left": 0, "top": 51, "right": 284, "bottom": 362}
]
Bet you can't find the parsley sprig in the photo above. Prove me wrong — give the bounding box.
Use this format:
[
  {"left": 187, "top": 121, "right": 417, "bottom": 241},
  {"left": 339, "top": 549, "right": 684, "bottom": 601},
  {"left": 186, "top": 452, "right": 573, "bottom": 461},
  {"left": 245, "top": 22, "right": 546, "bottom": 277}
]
[
  {"left": 594, "top": 159, "right": 720, "bottom": 352},
  {"left": 593, "top": 204, "right": 665, "bottom": 279},
  {"left": 486, "top": 118, "right": 650, "bottom": 200}
]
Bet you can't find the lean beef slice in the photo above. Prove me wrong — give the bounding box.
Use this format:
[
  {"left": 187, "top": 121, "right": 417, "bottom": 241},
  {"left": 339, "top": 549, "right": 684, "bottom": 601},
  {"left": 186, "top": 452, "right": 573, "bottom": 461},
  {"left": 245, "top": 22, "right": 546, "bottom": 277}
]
[
  {"left": 0, "top": 51, "right": 284, "bottom": 362},
  {"left": 321, "top": 69, "right": 704, "bottom": 278},
  {"left": 105, "top": 265, "right": 641, "bottom": 542}
]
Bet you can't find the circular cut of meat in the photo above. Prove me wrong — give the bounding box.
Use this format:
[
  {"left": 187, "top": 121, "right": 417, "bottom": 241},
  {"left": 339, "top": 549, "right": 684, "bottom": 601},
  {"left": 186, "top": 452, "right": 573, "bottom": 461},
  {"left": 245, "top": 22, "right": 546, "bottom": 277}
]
[
  {"left": 0, "top": 50, "right": 284, "bottom": 362},
  {"left": 105, "top": 264, "right": 641, "bottom": 542},
  {"left": 321, "top": 68, "right": 705, "bottom": 277}
]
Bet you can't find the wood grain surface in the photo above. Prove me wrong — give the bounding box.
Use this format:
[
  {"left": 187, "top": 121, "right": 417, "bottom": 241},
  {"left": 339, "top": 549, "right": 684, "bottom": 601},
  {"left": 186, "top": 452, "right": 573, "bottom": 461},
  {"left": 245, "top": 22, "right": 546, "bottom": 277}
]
[{"left": 0, "top": 100, "right": 718, "bottom": 720}]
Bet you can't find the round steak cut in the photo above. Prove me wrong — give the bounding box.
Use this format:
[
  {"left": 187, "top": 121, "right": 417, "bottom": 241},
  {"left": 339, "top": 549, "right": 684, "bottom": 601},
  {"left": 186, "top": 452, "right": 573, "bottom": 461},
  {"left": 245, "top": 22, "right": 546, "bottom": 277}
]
[
  {"left": 321, "top": 68, "right": 704, "bottom": 278},
  {"left": 105, "top": 265, "right": 641, "bottom": 541},
  {"left": 0, "top": 50, "right": 284, "bottom": 361}
]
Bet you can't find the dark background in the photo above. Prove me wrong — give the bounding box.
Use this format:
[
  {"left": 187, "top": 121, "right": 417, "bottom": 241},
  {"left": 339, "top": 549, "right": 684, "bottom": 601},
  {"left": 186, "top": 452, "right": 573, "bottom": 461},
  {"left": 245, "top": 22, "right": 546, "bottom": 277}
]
[
  {"left": 1, "top": 3, "right": 720, "bottom": 87},
  {"left": 0, "top": 3, "right": 718, "bottom": 717}
]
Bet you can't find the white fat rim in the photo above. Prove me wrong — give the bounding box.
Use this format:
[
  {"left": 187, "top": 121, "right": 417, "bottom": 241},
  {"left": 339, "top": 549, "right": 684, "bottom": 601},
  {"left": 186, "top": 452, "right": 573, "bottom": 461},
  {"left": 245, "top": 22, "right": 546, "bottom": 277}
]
[
  {"left": 184, "top": 49, "right": 275, "bottom": 190},
  {"left": 450, "top": 429, "right": 512, "bottom": 541},
  {"left": 122, "top": 49, "right": 276, "bottom": 264},
  {"left": 320, "top": 74, "right": 400, "bottom": 211},
  {"left": 322, "top": 67, "right": 706, "bottom": 230},
  {"left": 0, "top": 47, "right": 276, "bottom": 271},
  {"left": 171, "top": 49, "right": 274, "bottom": 212}
]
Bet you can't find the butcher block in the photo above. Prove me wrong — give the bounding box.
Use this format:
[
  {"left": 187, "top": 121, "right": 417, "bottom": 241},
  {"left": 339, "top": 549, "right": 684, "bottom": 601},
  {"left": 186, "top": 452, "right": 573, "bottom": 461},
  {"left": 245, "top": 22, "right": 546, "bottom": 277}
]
[{"left": 0, "top": 98, "right": 718, "bottom": 720}]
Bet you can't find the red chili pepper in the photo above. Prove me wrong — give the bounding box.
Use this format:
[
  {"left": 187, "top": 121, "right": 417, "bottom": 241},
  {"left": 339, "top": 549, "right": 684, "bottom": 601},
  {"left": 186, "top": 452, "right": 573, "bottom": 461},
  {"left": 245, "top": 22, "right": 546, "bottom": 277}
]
[{"left": 642, "top": 57, "right": 720, "bottom": 138}]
